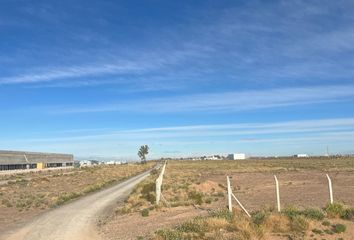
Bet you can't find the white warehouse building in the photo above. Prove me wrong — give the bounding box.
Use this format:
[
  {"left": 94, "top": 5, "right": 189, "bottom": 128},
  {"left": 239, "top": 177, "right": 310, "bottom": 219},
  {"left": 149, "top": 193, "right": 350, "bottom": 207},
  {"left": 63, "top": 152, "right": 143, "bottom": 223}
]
[{"left": 227, "top": 153, "right": 246, "bottom": 160}]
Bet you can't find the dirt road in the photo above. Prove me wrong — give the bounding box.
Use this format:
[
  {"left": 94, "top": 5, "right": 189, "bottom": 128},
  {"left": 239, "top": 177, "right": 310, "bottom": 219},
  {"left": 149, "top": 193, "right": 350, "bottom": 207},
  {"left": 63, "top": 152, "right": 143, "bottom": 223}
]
[{"left": 1, "top": 170, "right": 151, "bottom": 240}]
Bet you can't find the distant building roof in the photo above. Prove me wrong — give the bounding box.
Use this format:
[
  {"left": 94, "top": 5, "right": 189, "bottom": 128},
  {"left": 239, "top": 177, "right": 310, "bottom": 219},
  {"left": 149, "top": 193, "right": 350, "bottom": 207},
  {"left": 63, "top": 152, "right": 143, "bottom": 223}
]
[{"left": 0, "top": 150, "right": 73, "bottom": 165}]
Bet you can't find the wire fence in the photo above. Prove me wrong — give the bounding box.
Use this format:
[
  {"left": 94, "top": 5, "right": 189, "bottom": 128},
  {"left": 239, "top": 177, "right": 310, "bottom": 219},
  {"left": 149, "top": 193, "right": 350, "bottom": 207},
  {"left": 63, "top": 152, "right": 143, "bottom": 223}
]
[{"left": 226, "top": 173, "right": 336, "bottom": 216}]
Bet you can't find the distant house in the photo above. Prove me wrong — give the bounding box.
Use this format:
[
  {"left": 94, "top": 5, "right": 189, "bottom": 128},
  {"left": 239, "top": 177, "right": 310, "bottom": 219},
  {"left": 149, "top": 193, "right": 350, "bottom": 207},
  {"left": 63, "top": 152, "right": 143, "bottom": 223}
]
[
  {"left": 227, "top": 153, "right": 246, "bottom": 160},
  {"left": 295, "top": 154, "right": 309, "bottom": 158}
]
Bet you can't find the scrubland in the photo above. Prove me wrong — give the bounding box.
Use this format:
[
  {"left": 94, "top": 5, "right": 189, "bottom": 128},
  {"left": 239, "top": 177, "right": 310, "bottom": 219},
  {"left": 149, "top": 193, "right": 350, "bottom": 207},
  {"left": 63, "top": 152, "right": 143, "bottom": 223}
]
[{"left": 100, "top": 157, "right": 354, "bottom": 240}]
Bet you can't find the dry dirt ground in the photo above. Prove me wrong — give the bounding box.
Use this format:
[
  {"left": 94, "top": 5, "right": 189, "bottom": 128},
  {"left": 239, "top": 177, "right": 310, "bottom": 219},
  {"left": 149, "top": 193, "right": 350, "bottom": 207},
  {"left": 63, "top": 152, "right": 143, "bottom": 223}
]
[
  {"left": 99, "top": 158, "right": 354, "bottom": 240},
  {"left": 0, "top": 163, "right": 153, "bottom": 233},
  {"left": 219, "top": 170, "right": 354, "bottom": 211},
  {"left": 99, "top": 206, "right": 211, "bottom": 240}
]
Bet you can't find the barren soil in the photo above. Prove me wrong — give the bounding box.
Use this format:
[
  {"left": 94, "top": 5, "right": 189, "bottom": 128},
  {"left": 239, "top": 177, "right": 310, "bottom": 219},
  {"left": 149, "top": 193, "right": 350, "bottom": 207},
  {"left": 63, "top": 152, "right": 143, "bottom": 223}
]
[
  {"left": 99, "top": 171, "right": 354, "bottom": 239},
  {"left": 99, "top": 206, "right": 210, "bottom": 240},
  {"left": 99, "top": 159, "right": 354, "bottom": 239},
  {"left": 226, "top": 170, "right": 354, "bottom": 211}
]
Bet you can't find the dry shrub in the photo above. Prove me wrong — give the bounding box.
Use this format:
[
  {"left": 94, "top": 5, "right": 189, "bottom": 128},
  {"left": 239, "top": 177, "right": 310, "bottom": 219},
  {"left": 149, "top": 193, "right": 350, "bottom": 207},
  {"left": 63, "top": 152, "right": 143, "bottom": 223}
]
[
  {"left": 193, "top": 180, "right": 223, "bottom": 194},
  {"left": 264, "top": 214, "right": 290, "bottom": 233},
  {"left": 228, "top": 210, "right": 264, "bottom": 240},
  {"left": 205, "top": 217, "right": 229, "bottom": 231},
  {"left": 289, "top": 215, "right": 309, "bottom": 233},
  {"left": 205, "top": 231, "right": 229, "bottom": 240}
]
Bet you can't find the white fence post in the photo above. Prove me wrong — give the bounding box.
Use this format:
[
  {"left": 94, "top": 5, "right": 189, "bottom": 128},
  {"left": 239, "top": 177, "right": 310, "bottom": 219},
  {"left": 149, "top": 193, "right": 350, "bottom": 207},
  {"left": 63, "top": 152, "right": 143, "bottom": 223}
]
[
  {"left": 326, "top": 174, "right": 334, "bottom": 204},
  {"left": 155, "top": 161, "right": 167, "bottom": 205},
  {"left": 231, "top": 193, "right": 251, "bottom": 217},
  {"left": 274, "top": 175, "right": 281, "bottom": 212},
  {"left": 227, "top": 176, "right": 232, "bottom": 212},
  {"left": 226, "top": 176, "right": 250, "bottom": 217}
]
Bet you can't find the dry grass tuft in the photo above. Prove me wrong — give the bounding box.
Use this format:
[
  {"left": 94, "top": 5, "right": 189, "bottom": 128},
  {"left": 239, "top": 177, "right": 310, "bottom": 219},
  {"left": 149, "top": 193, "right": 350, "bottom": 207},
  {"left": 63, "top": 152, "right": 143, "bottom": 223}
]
[
  {"left": 264, "top": 214, "right": 290, "bottom": 233},
  {"left": 205, "top": 217, "right": 229, "bottom": 231}
]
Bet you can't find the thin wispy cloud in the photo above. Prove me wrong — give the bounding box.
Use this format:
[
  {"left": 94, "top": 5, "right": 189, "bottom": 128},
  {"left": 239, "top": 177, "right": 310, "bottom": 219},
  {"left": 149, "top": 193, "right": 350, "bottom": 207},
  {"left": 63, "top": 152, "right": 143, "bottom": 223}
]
[
  {"left": 0, "top": 62, "right": 146, "bottom": 85},
  {"left": 2, "top": 118, "right": 354, "bottom": 158},
  {"left": 2, "top": 117, "right": 354, "bottom": 142},
  {"left": 40, "top": 84, "right": 354, "bottom": 114}
]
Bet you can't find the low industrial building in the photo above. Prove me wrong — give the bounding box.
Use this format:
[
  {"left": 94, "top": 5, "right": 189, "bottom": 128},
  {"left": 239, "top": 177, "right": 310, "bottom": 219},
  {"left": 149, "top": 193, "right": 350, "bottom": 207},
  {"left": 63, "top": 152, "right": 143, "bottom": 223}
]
[
  {"left": 227, "top": 153, "right": 246, "bottom": 160},
  {"left": 79, "top": 160, "right": 103, "bottom": 167},
  {"left": 0, "top": 150, "right": 74, "bottom": 171}
]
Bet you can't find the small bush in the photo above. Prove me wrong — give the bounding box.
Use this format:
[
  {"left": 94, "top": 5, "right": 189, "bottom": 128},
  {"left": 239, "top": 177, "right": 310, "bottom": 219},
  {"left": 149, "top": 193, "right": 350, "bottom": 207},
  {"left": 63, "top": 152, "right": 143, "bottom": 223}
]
[
  {"left": 205, "top": 217, "right": 229, "bottom": 231},
  {"left": 140, "top": 182, "right": 156, "bottom": 204},
  {"left": 312, "top": 228, "right": 322, "bottom": 234},
  {"left": 322, "top": 220, "right": 331, "bottom": 226},
  {"left": 341, "top": 208, "right": 354, "bottom": 220},
  {"left": 141, "top": 208, "right": 149, "bottom": 217},
  {"left": 209, "top": 209, "right": 233, "bottom": 222},
  {"left": 333, "top": 223, "right": 346, "bottom": 233},
  {"left": 16, "top": 202, "right": 26, "bottom": 209},
  {"left": 177, "top": 217, "right": 206, "bottom": 233},
  {"left": 252, "top": 211, "right": 268, "bottom": 225},
  {"left": 229, "top": 213, "right": 264, "bottom": 240},
  {"left": 283, "top": 206, "right": 301, "bottom": 219},
  {"left": 155, "top": 229, "right": 182, "bottom": 240},
  {"left": 289, "top": 215, "right": 309, "bottom": 233},
  {"left": 187, "top": 191, "right": 204, "bottom": 205},
  {"left": 324, "top": 229, "right": 334, "bottom": 235},
  {"left": 324, "top": 202, "right": 345, "bottom": 218},
  {"left": 302, "top": 208, "right": 325, "bottom": 220},
  {"left": 141, "top": 182, "right": 155, "bottom": 195},
  {"left": 53, "top": 192, "right": 82, "bottom": 206},
  {"left": 264, "top": 214, "right": 290, "bottom": 233}
]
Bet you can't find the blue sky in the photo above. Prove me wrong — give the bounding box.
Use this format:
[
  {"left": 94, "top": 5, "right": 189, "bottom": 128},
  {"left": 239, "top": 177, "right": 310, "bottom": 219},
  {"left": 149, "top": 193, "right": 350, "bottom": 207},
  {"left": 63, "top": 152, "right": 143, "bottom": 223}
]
[{"left": 1, "top": 0, "right": 354, "bottom": 160}]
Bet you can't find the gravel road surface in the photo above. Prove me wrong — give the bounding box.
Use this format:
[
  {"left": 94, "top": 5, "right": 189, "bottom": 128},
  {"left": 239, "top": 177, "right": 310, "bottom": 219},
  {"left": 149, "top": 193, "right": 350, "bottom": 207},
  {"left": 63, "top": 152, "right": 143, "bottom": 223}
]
[{"left": 1, "top": 170, "right": 151, "bottom": 240}]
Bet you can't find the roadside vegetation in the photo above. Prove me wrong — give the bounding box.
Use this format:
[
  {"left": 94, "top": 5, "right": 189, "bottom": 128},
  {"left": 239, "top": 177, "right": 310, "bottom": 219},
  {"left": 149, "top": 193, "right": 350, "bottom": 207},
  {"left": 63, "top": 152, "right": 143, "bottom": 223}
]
[
  {"left": 0, "top": 163, "right": 153, "bottom": 212},
  {"left": 117, "top": 168, "right": 159, "bottom": 215},
  {"left": 154, "top": 202, "right": 354, "bottom": 240},
  {"left": 101, "top": 158, "right": 354, "bottom": 239},
  {"left": 115, "top": 157, "right": 354, "bottom": 215},
  {"left": 114, "top": 161, "right": 225, "bottom": 216}
]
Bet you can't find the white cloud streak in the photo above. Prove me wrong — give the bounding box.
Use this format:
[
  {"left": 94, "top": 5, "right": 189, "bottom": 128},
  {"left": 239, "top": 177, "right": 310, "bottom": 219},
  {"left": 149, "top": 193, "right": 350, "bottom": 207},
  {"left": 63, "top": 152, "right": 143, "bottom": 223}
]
[
  {"left": 0, "top": 62, "right": 146, "bottom": 85},
  {"left": 2, "top": 117, "right": 354, "bottom": 143},
  {"left": 40, "top": 84, "right": 354, "bottom": 114},
  {"left": 2, "top": 117, "right": 354, "bottom": 158}
]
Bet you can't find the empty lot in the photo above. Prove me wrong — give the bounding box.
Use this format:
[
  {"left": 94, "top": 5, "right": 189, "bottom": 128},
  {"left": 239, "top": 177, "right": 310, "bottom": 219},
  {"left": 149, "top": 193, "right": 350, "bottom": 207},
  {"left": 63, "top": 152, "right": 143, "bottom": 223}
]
[{"left": 100, "top": 157, "right": 354, "bottom": 239}]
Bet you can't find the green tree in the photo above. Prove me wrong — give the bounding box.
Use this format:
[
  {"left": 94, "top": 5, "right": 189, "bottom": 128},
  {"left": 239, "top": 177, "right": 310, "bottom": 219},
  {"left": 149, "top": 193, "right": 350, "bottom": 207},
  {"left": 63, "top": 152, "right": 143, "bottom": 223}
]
[{"left": 138, "top": 145, "right": 149, "bottom": 164}]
